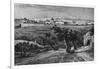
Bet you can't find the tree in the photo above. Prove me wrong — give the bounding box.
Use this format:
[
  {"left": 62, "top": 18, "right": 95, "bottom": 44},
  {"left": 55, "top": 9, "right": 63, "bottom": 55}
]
[{"left": 52, "top": 26, "right": 82, "bottom": 53}]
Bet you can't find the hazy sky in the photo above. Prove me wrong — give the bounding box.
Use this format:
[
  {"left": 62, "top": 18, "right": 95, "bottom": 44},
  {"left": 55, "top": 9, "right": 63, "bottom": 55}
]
[{"left": 14, "top": 3, "right": 94, "bottom": 20}]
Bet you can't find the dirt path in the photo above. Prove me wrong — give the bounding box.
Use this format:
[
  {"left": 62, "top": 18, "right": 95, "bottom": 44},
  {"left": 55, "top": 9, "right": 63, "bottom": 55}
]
[
  {"left": 36, "top": 49, "right": 66, "bottom": 60},
  {"left": 16, "top": 49, "right": 66, "bottom": 65},
  {"left": 16, "top": 48, "right": 93, "bottom": 65},
  {"left": 76, "top": 52, "right": 93, "bottom": 61}
]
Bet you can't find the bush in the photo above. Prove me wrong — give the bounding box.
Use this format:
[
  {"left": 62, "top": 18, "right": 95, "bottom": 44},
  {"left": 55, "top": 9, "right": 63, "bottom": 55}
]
[
  {"left": 15, "top": 41, "right": 42, "bottom": 57},
  {"left": 52, "top": 26, "right": 85, "bottom": 51}
]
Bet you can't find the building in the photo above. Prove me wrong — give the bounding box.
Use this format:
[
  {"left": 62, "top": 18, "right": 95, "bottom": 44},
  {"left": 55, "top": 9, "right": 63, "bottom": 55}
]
[
  {"left": 75, "top": 20, "right": 87, "bottom": 25},
  {"left": 55, "top": 21, "right": 64, "bottom": 25}
]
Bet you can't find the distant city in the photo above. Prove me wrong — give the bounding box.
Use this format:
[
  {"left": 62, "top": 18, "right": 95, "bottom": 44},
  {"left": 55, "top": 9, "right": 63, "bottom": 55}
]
[{"left": 15, "top": 17, "right": 94, "bottom": 28}]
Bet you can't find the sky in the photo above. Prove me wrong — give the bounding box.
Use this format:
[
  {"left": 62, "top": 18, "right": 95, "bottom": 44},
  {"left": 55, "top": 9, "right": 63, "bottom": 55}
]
[{"left": 14, "top": 3, "right": 94, "bottom": 20}]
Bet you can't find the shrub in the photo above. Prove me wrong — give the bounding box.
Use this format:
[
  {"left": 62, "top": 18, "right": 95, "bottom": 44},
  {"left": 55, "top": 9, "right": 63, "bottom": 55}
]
[{"left": 15, "top": 41, "right": 42, "bottom": 57}]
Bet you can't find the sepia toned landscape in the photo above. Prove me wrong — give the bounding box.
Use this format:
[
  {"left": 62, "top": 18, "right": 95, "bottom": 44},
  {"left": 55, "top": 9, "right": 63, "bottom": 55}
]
[{"left": 14, "top": 3, "right": 94, "bottom": 65}]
